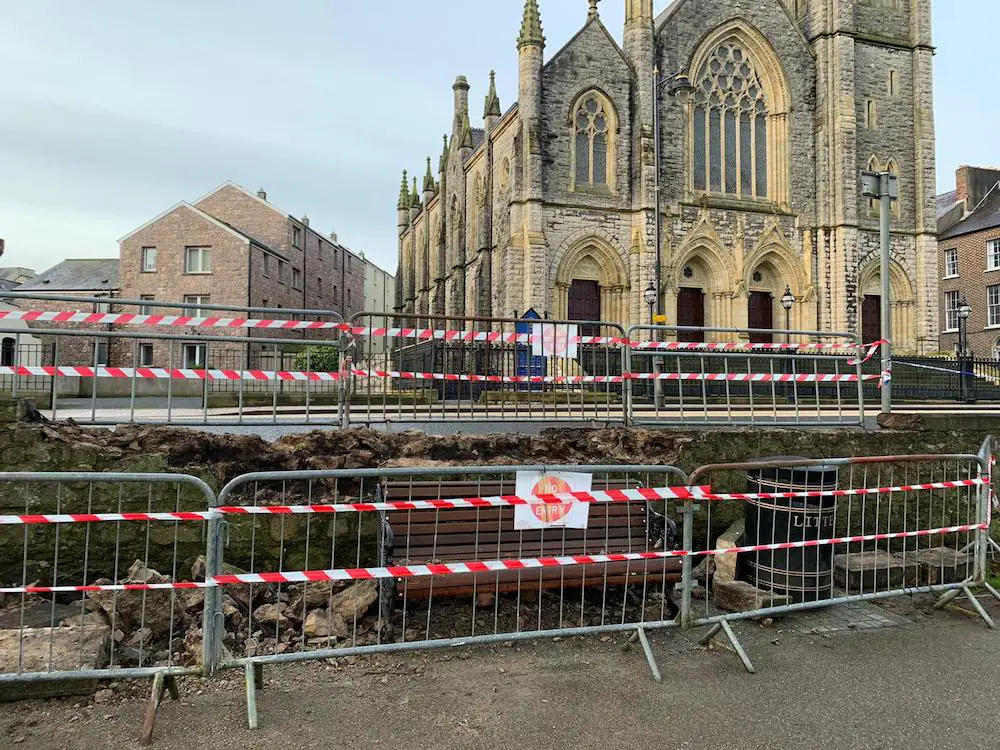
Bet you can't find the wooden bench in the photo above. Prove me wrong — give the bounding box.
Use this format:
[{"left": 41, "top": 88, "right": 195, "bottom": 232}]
[{"left": 377, "top": 479, "right": 682, "bottom": 606}]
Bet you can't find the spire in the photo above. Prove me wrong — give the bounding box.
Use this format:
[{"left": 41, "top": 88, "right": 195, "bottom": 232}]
[
  {"left": 588, "top": 0, "right": 600, "bottom": 21},
  {"left": 483, "top": 70, "right": 502, "bottom": 119},
  {"left": 423, "top": 157, "right": 436, "bottom": 193},
  {"left": 410, "top": 176, "right": 420, "bottom": 207},
  {"left": 397, "top": 170, "right": 409, "bottom": 210},
  {"left": 439, "top": 134, "right": 449, "bottom": 173},
  {"left": 460, "top": 112, "right": 474, "bottom": 149},
  {"left": 517, "top": 0, "right": 544, "bottom": 50}
]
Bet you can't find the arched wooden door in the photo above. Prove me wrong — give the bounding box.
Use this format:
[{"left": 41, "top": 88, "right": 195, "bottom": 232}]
[{"left": 568, "top": 279, "right": 601, "bottom": 335}]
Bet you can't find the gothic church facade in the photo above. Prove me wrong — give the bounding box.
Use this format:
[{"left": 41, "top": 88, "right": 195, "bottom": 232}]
[{"left": 395, "top": 0, "right": 937, "bottom": 351}]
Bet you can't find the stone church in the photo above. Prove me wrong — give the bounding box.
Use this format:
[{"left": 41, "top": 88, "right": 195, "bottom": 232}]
[{"left": 395, "top": 0, "right": 937, "bottom": 351}]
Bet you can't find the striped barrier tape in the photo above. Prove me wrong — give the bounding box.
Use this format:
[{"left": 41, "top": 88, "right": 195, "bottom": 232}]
[
  {"left": 701, "top": 476, "right": 989, "bottom": 502},
  {"left": 1, "top": 476, "right": 983, "bottom": 526},
  {"left": 352, "top": 368, "right": 881, "bottom": 384},
  {"left": 0, "top": 309, "right": 883, "bottom": 354},
  {"left": 218, "top": 486, "right": 710, "bottom": 516},
  {"left": 205, "top": 520, "right": 989, "bottom": 586},
  {"left": 0, "top": 364, "right": 880, "bottom": 385},
  {"left": 2, "top": 520, "right": 985, "bottom": 594},
  {"left": 0, "top": 365, "right": 343, "bottom": 382},
  {"left": 0, "top": 511, "right": 221, "bottom": 525}
]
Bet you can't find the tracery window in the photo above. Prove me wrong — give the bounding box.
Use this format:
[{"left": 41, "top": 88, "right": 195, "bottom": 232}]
[
  {"left": 572, "top": 93, "right": 615, "bottom": 190},
  {"left": 691, "top": 41, "right": 769, "bottom": 199}
]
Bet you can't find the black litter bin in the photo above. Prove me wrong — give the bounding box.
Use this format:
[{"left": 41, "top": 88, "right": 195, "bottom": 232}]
[{"left": 743, "top": 459, "right": 839, "bottom": 603}]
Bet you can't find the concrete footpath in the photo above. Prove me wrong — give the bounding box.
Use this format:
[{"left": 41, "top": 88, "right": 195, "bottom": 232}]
[{"left": 4, "top": 594, "right": 998, "bottom": 749}]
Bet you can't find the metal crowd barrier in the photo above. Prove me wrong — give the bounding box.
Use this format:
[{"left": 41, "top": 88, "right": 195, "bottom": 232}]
[
  {"left": 209, "top": 465, "right": 691, "bottom": 727},
  {"left": 1, "top": 293, "right": 885, "bottom": 429},
  {"left": 0, "top": 472, "right": 219, "bottom": 745},
  {"left": 345, "top": 311, "right": 629, "bottom": 427},
  {"left": 681, "top": 437, "right": 996, "bottom": 671},
  {"left": 624, "top": 324, "right": 868, "bottom": 428}
]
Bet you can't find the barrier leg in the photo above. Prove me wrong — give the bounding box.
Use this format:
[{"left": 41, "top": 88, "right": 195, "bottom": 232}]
[
  {"left": 140, "top": 672, "right": 180, "bottom": 746},
  {"left": 699, "top": 620, "right": 755, "bottom": 674},
  {"left": 634, "top": 627, "right": 663, "bottom": 684},
  {"left": 933, "top": 588, "right": 963, "bottom": 609},
  {"left": 983, "top": 581, "right": 1000, "bottom": 604},
  {"left": 961, "top": 585, "right": 997, "bottom": 630},
  {"left": 245, "top": 662, "right": 260, "bottom": 730}
]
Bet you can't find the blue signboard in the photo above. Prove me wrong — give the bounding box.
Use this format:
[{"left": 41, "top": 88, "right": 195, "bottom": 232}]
[{"left": 515, "top": 308, "right": 547, "bottom": 385}]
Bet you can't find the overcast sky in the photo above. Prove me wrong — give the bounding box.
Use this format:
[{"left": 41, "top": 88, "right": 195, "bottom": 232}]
[{"left": 0, "top": 0, "right": 994, "bottom": 276}]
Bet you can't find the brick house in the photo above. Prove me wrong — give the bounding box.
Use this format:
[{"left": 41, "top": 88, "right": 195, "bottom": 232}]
[
  {"left": 937, "top": 166, "right": 1000, "bottom": 357},
  {"left": 117, "top": 183, "right": 367, "bottom": 368},
  {"left": 16, "top": 259, "right": 120, "bottom": 366}
]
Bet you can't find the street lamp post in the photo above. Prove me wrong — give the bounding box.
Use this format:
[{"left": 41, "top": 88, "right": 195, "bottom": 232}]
[
  {"left": 861, "top": 170, "right": 899, "bottom": 414},
  {"left": 958, "top": 297, "right": 973, "bottom": 404},
  {"left": 644, "top": 282, "right": 657, "bottom": 326},
  {"left": 780, "top": 286, "right": 796, "bottom": 404},
  {"left": 780, "top": 285, "right": 796, "bottom": 345}
]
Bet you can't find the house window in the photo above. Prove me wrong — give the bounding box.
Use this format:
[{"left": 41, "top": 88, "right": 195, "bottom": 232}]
[
  {"left": 262, "top": 298, "right": 269, "bottom": 308},
  {"left": 572, "top": 93, "right": 614, "bottom": 190},
  {"left": 990, "top": 285, "right": 1000, "bottom": 328},
  {"left": 1, "top": 338, "right": 16, "bottom": 367},
  {"left": 333, "top": 284, "right": 338, "bottom": 299},
  {"left": 692, "top": 42, "right": 768, "bottom": 199},
  {"left": 944, "top": 249, "right": 959, "bottom": 278},
  {"left": 317, "top": 277, "right": 323, "bottom": 296},
  {"left": 347, "top": 289, "right": 352, "bottom": 307},
  {"left": 95, "top": 300, "right": 111, "bottom": 314},
  {"left": 945, "top": 290, "right": 961, "bottom": 332},
  {"left": 185, "top": 247, "right": 212, "bottom": 274},
  {"left": 988, "top": 239, "right": 1000, "bottom": 271},
  {"left": 292, "top": 268, "right": 302, "bottom": 290},
  {"left": 182, "top": 344, "right": 207, "bottom": 369},
  {"left": 141, "top": 247, "right": 157, "bottom": 272},
  {"left": 95, "top": 342, "right": 109, "bottom": 366},
  {"left": 278, "top": 260, "right": 287, "bottom": 284},
  {"left": 138, "top": 344, "right": 154, "bottom": 366},
  {"left": 140, "top": 295, "right": 155, "bottom": 315},
  {"left": 865, "top": 100, "right": 877, "bottom": 130},
  {"left": 262, "top": 254, "right": 271, "bottom": 277},
  {"left": 292, "top": 226, "right": 303, "bottom": 248},
  {"left": 183, "top": 294, "right": 210, "bottom": 317}
]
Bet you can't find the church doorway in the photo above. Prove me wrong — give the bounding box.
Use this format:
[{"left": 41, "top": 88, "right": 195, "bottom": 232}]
[
  {"left": 568, "top": 279, "right": 601, "bottom": 335},
  {"left": 748, "top": 291, "right": 774, "bottom": 344},
  {"left": 862, "top": 295, "right": 881, "bottom": 343},
  {"left": 676, "top": 287, "right": 706, "bottom": 343}
]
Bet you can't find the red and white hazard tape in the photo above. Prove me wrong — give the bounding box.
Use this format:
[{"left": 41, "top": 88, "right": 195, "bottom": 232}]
[
  {"left": 219, "top": 486, "right": 709, "bottom": 516},
  {"left": 702, "top": 476, "right": 990, "bottom": 502},
  {"left": 0, "top": 365, "right": 342, "bottom": 382},
  {"left": 0, "top": 309, "right": 885, "bottom": 356},
  {"left": 352, "top": 368, "right": 881, "bottom": 384},
  {"left": 0, "top": 511, "right": 220, "bottom": 525},
  {"left": 3, "top": 520, "right": 985, "bottom": 594},
  {"left": 0, "top": 581, "right": 212, "bottom": 595},
  {"left": 0, "top": 364, "right": 879, "bottom": 385},
  {"left": 206, "top": 520, "right": 988, "bottom": 586}
]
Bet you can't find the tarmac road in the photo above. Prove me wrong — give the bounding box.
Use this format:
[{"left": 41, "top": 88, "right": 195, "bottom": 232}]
[{"left": 5, "top": 594, "right": 999, "bottom": 749}]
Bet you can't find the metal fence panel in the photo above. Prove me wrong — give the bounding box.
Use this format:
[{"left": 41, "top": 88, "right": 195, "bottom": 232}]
[
  {"left": 681, "top": 443, "right": 994, "bottom": 664},
  {"left": 0, "top": 472, "right": 218, "bottom": 685},
  {"left": 346, "top": 312, "right": 628, "bottom": 426},
  {"left": 625, "top": 324, "right": 867, "bottom": 427}
]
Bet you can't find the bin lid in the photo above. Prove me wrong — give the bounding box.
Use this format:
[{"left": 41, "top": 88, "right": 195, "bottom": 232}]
[{"left": 747, "top": 457, "right": 839, "bottom": 490}]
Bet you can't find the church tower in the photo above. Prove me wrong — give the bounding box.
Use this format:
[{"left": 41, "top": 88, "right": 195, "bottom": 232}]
[{"left": 808, "top": 0, "right": 936, "bottom": 350}]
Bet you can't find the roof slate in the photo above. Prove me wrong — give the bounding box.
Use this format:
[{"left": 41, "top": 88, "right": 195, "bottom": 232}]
[{"left": 18, "top": 259, "right": 120, "bottom": 292}]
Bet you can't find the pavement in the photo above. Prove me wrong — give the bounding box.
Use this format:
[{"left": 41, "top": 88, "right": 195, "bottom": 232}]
[{"left": 4, "top": 593, "right": 999, "bottom": 749}]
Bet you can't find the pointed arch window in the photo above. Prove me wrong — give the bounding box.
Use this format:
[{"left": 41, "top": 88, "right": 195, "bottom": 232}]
[
  {"left": 571, "top": 92, "right": 617, "bottom": 192},
  {"left": 691, "top": 41, "right": 769, "bottom": 200}
]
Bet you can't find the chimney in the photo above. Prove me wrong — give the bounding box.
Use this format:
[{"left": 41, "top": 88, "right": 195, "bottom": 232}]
[
  {"left": 257, "top": 187, "right": 267, "bottom": 201},
  {"left": 956, "top": 165, "right": 1000, "bottom": 211},
  {"left": 301, "top": 215, "right": 310, "bottom": 228},
  {"left": 330, "top": 231, "right": 338, "bottom": 243}
]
